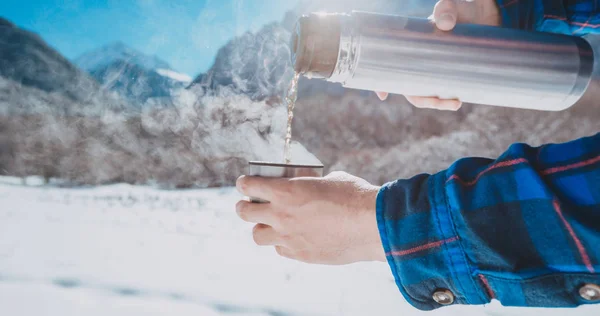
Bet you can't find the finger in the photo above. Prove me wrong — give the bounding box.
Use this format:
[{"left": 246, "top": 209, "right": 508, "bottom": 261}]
[
  {"left": 433, "top": 0, "right": 458, "bottom": 31},
  {"left": 406, "top": 95, "right": 462, "bottom": 111},
  {"left": 236, "top": 175, "right": 290, "bottom": 202},
  {"left": 252, "top": 224, "right": 284, "bottom": 246},
  {"left": 236, "top": 200, "right": 279, "bottom": 225},
  {"left": 375, "top": 91, "right": 389, "bottom": 101}
]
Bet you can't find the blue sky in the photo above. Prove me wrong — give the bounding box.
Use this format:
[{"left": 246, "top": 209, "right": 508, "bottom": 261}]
[{"left": 1, "top": 0, "right": 298, "bottom": 76}]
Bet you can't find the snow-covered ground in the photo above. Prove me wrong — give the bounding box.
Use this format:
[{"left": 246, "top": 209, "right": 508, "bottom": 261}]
[{"left": 0, "top": 176, "right": 597, "bottom": 316}]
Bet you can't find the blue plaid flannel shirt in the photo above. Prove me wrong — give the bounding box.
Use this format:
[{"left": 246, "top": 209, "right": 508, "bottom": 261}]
[{"left": 377, "top": 0, "right": 600, "bottom": 310}]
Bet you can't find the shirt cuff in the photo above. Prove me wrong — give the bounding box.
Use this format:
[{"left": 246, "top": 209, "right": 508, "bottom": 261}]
[
  {"left": 496, "top": 0, "right": 575, "bottom": 34},
  {"left": 376, "top": 171, "right": 489, "bottom": 310},
  {"left": 496, "top": 0, "right": 542, "bottom": 31}
]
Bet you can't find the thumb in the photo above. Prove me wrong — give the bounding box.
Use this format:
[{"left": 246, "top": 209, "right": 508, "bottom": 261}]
[{"left": 433, "top": 0, "right": 458, "bottom": 31}]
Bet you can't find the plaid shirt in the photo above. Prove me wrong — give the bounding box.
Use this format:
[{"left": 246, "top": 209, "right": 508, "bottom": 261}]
[
  {"left": 499, "top": 0, "right": 600, "bottom": 35},
  {"left": 377, "top": 0, "right": 600, "bottom": 311}
]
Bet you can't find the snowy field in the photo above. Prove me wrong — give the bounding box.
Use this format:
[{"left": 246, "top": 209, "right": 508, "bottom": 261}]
[{"left": 0, "top": 176, "right": 597, "bottom": 316}]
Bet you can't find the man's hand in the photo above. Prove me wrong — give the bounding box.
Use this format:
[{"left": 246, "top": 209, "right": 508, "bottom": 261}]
[
  {"left": 376, "top": 0, "right": 501, "bottom": 110},
  {"left": 235, "top": 172, "right": 386, "bottom": 265}
]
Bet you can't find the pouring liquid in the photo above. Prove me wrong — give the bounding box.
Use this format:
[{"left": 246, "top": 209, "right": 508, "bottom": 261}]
[{"left": 283, "top": 72, "right": 300, "bottom": 164}]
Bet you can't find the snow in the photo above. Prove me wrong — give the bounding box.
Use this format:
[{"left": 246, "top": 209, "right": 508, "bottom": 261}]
[
  {"left": 0, "top": 177, "right": 598, "bottom": 316},
  {"left": 156, "top": 68, "right": 193, "bottom": 83}
]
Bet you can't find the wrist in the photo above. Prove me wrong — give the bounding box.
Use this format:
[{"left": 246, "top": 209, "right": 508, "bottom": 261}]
[{"left": 366, "top": 185, "right": 386, "bottom": 262}]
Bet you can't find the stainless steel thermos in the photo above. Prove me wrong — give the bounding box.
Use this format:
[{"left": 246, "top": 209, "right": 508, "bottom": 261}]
[{"left": 290, "top": 11, "right": 597, "bottom": 111}]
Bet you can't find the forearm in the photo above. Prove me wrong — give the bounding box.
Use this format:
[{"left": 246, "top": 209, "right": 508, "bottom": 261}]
[
  {"left": 497, "top": 0, "right": 600, "bottom": 35},
  {"left": 377, "top": 133, "right": 600, "bottom": 310}
]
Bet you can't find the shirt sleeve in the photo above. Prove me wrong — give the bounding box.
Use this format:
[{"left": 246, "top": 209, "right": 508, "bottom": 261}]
[
  {"left": 376, "top": 132, "right": 600, "bottom": 310},
  {"left": 497, "top": 0, "right": 600, "bottom": 36}
]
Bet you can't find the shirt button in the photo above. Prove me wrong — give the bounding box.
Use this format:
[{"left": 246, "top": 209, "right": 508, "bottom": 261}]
[
  {"left": 432, "top": 289, "right": 455, "bottom": 305},
  {"left": 579, "top": 284, "right": 600, "bottom": 302}
]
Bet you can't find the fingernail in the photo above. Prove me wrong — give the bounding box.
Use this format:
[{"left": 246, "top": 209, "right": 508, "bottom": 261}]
[
  {"left": 437, "top": 13, "right": 456, "bottom": 28},
  {"left": 235, "top": 175, "right": 246, "bottom": 194},
  {"left": 445, "top": 104, "right": 461, "bottom": 111}
]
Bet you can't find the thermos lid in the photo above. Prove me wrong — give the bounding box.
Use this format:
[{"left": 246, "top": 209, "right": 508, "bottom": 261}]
[{"left": 290, "top": 13, "right": 341, "bottom": 79}]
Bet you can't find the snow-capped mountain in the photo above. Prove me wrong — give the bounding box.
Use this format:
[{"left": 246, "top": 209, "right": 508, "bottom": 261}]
[
  {"left": 75, "top": 42, "right": 191, "bottom": 103},
  {"left": 189, "top": 23, "right": 293, "bottom": 101},
  {"left": 75, "top": 41, "right": 170, "bottom": 71},
  {"left": 0, "top": 17, "right": 318, "bottom": 187}
]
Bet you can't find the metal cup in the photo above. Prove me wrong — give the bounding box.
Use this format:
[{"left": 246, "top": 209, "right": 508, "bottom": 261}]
[{"left": 247, "top": 161, "right": 324, "bottom": 203}]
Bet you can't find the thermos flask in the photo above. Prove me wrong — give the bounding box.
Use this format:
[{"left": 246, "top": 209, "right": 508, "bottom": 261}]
[{"left": 290, "top": 11, "right": 597, "bottom": 111}]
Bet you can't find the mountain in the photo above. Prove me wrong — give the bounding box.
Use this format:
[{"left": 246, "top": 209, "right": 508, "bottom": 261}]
[
  {"left": 0, "top": 17, "right": 128, "bottom": 116},
  {"left": 189, "top": 23, "right": 293, "bottom": 101},
  {"left": 75, "top": 41, "right": 170, "bottom": 71},
  {"left": 0, "top": 17, "right": 318, "bottom": 187},
  {"left": 0, "top": 16, "right": 133, "bottom": 181},
  {"left": 75, "top": 42, "right": 191, "bottom": 104}
]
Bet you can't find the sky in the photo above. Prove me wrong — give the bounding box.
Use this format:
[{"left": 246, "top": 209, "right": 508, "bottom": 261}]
[{"left": 0, "top": 0, "right": 299, "bottom": 77}]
